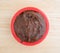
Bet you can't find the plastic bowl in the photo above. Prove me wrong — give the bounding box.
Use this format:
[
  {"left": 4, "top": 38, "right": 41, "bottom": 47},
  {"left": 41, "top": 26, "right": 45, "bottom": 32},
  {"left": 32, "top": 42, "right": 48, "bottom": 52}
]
[{"left": 11, "top": 7, "right": 49, "bottom": 46}]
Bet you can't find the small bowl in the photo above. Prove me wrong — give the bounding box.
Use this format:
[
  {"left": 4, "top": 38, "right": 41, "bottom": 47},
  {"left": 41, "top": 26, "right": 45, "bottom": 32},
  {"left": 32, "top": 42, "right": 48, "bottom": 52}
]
[{"left": 11, "top": 7, "right": 49, "bottom": 46}]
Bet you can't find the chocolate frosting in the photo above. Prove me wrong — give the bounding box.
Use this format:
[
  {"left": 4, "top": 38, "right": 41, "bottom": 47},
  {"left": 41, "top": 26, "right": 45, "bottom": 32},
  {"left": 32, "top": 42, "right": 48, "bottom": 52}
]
[{"left": 14, "top": 10, "right": 46, "bottom": 42}]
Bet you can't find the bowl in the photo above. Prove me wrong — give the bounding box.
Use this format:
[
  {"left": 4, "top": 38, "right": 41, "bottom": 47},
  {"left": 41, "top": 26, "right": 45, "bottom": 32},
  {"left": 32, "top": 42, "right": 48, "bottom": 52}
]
[{"left": 11, "top": 7, "right": 49, "bottom": 46}]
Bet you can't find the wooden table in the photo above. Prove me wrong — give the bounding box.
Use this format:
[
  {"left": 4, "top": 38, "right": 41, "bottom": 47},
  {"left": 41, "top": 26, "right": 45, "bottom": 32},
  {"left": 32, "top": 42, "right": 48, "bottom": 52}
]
[{"left": 0, "top": 0, "right": 60, "bottom": 53}]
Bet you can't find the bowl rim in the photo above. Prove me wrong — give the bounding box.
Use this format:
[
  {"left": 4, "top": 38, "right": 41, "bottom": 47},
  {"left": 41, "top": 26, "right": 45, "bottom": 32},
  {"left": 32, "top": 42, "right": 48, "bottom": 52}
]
[{"left": 11, "top": 7, "right": 49, "bottom": 46}]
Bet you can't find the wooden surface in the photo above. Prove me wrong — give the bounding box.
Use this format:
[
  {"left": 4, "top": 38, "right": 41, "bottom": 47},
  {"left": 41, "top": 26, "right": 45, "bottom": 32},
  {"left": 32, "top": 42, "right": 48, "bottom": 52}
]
[{"left": 0, "top": 0, "right": 60, "bottom": 53}]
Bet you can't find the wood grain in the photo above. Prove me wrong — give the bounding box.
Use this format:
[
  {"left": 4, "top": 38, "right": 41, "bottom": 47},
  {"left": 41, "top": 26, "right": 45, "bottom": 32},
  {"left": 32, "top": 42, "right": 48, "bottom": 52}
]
[{"left": 0, "top": 0, "right": 60, "bottom": 53}]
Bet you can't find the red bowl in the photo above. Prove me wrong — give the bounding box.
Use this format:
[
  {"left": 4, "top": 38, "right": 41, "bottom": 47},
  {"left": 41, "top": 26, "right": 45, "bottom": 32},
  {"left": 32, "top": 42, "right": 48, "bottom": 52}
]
[{"left": 11, "top": 7, "right": 49, "bottom": 46}]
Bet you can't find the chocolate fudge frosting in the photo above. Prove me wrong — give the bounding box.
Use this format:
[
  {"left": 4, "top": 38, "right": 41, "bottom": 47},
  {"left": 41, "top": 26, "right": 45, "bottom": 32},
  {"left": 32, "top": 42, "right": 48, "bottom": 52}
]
[{"left": 14, "top": 10, "right": 46, "bottom": 43}]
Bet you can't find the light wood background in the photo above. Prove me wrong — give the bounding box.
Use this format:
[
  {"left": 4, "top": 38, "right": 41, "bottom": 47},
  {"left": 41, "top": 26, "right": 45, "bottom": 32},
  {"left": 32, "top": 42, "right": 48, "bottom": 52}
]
[{"left": 0, "top": 0, "right": 60, "bottom": 53}]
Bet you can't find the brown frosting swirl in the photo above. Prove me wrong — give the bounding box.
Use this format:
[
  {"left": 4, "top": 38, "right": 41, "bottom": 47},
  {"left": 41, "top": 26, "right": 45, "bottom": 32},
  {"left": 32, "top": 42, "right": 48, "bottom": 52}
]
[{"left": 14, "top": 10, "right": 46, "bottom": 42}]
